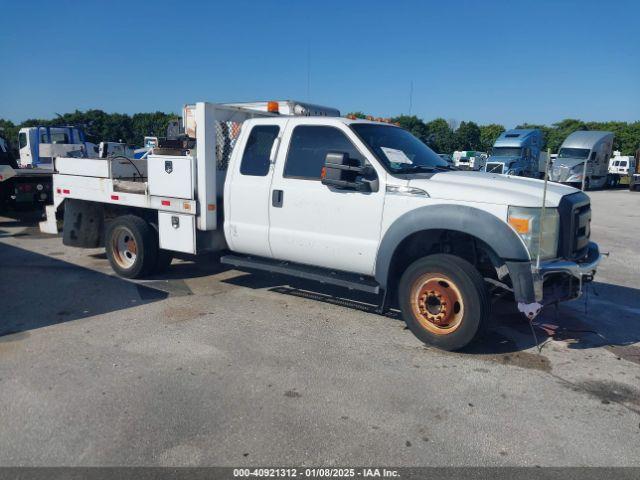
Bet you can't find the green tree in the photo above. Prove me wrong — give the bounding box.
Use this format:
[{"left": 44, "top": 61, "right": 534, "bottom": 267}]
[
  {"left": 547, "top": 119, "right": 587, "bottom": 153},
  {"left": 455, "top": 121, "right": 481, "bottom": 150},
  {"left": 390, "top": 115, "right": 428, "bottom": 142},
  {"left": 479, "top": 124, "right": 505, "bottom": 152},
  {"left": 424, "top": 118, "right": 455, "bottom": 153},
  {"left": 346, "top": 111, "right": 367, "bottom": 119}
]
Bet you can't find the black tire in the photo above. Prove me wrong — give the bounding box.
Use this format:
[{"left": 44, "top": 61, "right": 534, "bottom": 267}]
[
  {"left": 105, "top": 215, "right": 158, "bottom": 279},
  {"left": 398, "top": 254, "right": 490, "bottom": 351}
]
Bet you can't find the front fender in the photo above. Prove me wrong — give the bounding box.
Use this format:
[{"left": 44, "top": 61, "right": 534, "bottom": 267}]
[{"left": 374, "top": 204, "right": 532, "bottom": 295}]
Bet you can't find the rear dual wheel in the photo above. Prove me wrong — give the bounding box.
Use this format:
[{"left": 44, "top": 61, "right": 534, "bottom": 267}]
[
  {"left": 399, "top": 254, "right": 490, "bottom": 351},
  {"left": 105, "top": 215, "right": 172, "bottom": 278}
]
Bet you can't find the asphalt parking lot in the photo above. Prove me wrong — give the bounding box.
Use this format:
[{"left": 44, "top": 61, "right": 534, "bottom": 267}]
[{"left": 0, "top": 189, "right": 639, "bottom": 467}]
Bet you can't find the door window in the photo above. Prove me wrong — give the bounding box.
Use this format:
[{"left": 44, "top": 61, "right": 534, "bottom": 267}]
[
  {"left": 240, "top": 125, "right": 280, "bottom": 176},
  {"left": 50, "top": 132, "right": 70, "bottom": 144},
  {"left": 18, "top": 132, "right": 28, "bottom": 149},
  {"left": 284, "top": 126, "right": 363, "bottom": 180}
]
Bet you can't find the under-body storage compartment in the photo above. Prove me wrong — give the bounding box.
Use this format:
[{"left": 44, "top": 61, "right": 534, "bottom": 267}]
[{"left": 158, "top": 212, "right": 196, "bottom": 254}]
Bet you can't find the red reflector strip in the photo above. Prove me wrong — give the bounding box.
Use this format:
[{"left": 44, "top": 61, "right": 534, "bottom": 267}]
[
  {"left": 0, "top": 175, "right": 3, "bottom": 180},
  {"left": 56, "top": 188, "right": 61, "bottom": 194},
  {"left": 62, "top": 189, "right": 70, "bottom": 194},
  {"left": 161, "top": 200, "right": 170, "bottom": 206},
  {"left": 111, "top": 195, "right": 119, "bottom": 200}
]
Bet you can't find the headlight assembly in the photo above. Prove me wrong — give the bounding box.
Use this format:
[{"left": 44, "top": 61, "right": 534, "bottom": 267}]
[{"left": 507, "top": 206, "right": 559, "bottom": 260}]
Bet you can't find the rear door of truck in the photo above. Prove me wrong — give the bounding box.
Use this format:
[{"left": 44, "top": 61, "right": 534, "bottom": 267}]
[{"left": 224, "top": 118, "right": 287, "bottom": 257}]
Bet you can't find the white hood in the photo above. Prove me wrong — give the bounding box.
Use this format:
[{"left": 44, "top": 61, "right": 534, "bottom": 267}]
[{"left": 407, "top": 171, "right": 579, "bottom": 208}]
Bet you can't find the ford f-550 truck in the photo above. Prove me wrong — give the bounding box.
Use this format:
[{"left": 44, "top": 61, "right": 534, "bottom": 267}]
[{"left": 39, "top": 102, "right": 602, "bottom": 351}]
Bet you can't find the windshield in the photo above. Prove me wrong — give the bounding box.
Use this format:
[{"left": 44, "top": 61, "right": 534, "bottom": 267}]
[
  {"left": 558, "top": 147, "right": 590, "bottom": 159},
  {"left": 350, "top": 124, "right": 449, "bottom": 173},
  {"left": 491, "top": 147, "right": 522, "bottom": 157}
]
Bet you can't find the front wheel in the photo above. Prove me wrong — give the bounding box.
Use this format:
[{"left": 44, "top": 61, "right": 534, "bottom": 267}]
[
  {"left": 398, "top": 254, "right": 490, "bottom": 351},
  {"left": 105, "top": 215, "right": 158, "bottom": 278}
]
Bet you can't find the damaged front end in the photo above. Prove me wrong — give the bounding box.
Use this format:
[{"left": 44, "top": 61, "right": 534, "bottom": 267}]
[
  {"left": 516, "top": 241, "right": 603, "bottom": 319},
  {"left": 508, "top": 191, "right": 603, "bottom": 320}
]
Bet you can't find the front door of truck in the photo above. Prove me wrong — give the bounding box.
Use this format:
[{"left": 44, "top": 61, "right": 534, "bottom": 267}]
[
  {"left": 268, "top": 122, "right": 385, "bottom": 276},
  {"left": 224, "top": 119, "right": 286, "bottom": 257}
]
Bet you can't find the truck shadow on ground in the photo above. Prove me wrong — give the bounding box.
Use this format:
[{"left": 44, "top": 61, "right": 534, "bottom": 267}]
[
  {"left": 224, "top": 271, "right": 640, "bottom": 355},
  {"left": 0, "top": 242, "right": 168, "bottom": 338}
]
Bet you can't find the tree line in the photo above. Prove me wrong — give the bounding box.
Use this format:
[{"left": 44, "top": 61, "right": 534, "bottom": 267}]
[
  {"left": 1, "top": 109, "right": 638, "bottom": 156},
  {"left": 349, "top": 113, "right": 640, "bottom": 156}
]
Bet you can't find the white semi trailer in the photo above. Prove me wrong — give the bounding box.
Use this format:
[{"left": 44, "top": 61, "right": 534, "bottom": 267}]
[{"left": 40, "top": 101, "right": 603, "bottom": 351}]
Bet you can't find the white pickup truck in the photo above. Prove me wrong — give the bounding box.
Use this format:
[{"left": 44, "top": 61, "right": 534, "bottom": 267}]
[{"left": 40, "top": 102, "right": 602, "bottom": 351}]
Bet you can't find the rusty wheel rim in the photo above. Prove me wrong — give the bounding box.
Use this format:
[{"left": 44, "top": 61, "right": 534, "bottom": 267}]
[
  {"left": 410, "top": 274, "right": 464, "bottom": 335},
  {"left": 112, "top": 226, "right": 137, "bottom": 269}
]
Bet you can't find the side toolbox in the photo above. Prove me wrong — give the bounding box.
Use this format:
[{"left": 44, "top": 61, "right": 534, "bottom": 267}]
[{"left": 158, "top": 212, "right": 196, "bottom": 254}]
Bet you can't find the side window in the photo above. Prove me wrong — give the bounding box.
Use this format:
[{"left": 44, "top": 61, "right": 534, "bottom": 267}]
[
  {"left": 240, "top": 125, "right": 280, "bottom": 176},
  {"left": 590, "top": 152, "right": 597, "bottom": 161},
  {"left": 18, "top": 132, "right": 28, "bottom": 149},
  {"left": 284, "top": 126, "right": 362, "bottom": 180},
  {"left": 50, "top": 132, "right": 70, "bottom": 144}
]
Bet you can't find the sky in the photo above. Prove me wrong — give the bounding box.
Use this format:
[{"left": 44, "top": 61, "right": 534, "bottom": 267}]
[{"left": 1, "top": 0, "right": 639, "bottom": 127}]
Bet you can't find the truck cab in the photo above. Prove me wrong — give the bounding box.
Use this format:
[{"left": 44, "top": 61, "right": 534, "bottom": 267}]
[
  {"left": 40, "top": 102, "right": 603, "bottom": 352},
  {"left": 550, "top": 131, "right": 614, "bottom": 190},
  {"left": 485, "top": 129, "right": 543, "bottom": 177},
  {"left": 18, "top": 126, "right": 87, "bottom": 168}
]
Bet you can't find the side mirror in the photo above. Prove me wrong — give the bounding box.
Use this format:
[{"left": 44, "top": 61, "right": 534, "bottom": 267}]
[{"left": 321, "top": 152, "right": 377, "bottom": 192}]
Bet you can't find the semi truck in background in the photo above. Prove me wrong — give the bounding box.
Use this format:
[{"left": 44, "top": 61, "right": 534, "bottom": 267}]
[
  {"left": 549, "top": 131, "right": 614, "bottom": 190},
  {"left": 484, "top": 129, "right": 547, "bottom": 178}
]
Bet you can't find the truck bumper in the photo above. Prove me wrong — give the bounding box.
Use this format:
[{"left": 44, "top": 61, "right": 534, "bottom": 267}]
[{"left": 507, "top": 242, "right": 603, "bottom": 307}]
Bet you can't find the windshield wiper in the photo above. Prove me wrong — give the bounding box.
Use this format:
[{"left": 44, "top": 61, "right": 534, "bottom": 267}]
[
  {"left": 434, "top": 164, "right": 458, "bottom": 171},
  {"left": 395, "top": 165, "right": 436, "bottom": 173}
]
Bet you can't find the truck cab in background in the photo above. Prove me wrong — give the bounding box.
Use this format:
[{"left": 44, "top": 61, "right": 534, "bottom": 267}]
[
  {"left": 607, "top": 151, "right": 636, "bottom": 187},
  {"left": 17, "top": 126, "right": 87, "bottom": 168},
  {"left": 0, "top": 126, "right": 90, "bottom": 207},
  {"left": 549, "top": 131, "right": 613, "bottom": 190},
  {"left": 485, "top": 129, "right": 545, "bottom": 177}
]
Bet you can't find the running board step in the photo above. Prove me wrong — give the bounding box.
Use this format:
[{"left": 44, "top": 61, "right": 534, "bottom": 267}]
[{"left": 220, "top": 254, "right": 380, "bottom": 294}]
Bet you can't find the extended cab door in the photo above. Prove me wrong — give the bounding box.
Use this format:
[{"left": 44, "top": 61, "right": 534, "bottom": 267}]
[
  {"left": 224, "top": 119, "right": 287, "bottom": 257},
  {"left": 267, "top": 120, "right": 386, "bottom": 275}
]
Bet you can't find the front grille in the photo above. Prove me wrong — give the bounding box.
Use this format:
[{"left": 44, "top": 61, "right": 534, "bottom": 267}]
[
  {"left": 551, "top": 165, "right": 571, "bottom": 182},
  {"left": 558, "top": 192, "right": 591, "bottom": 260}
]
